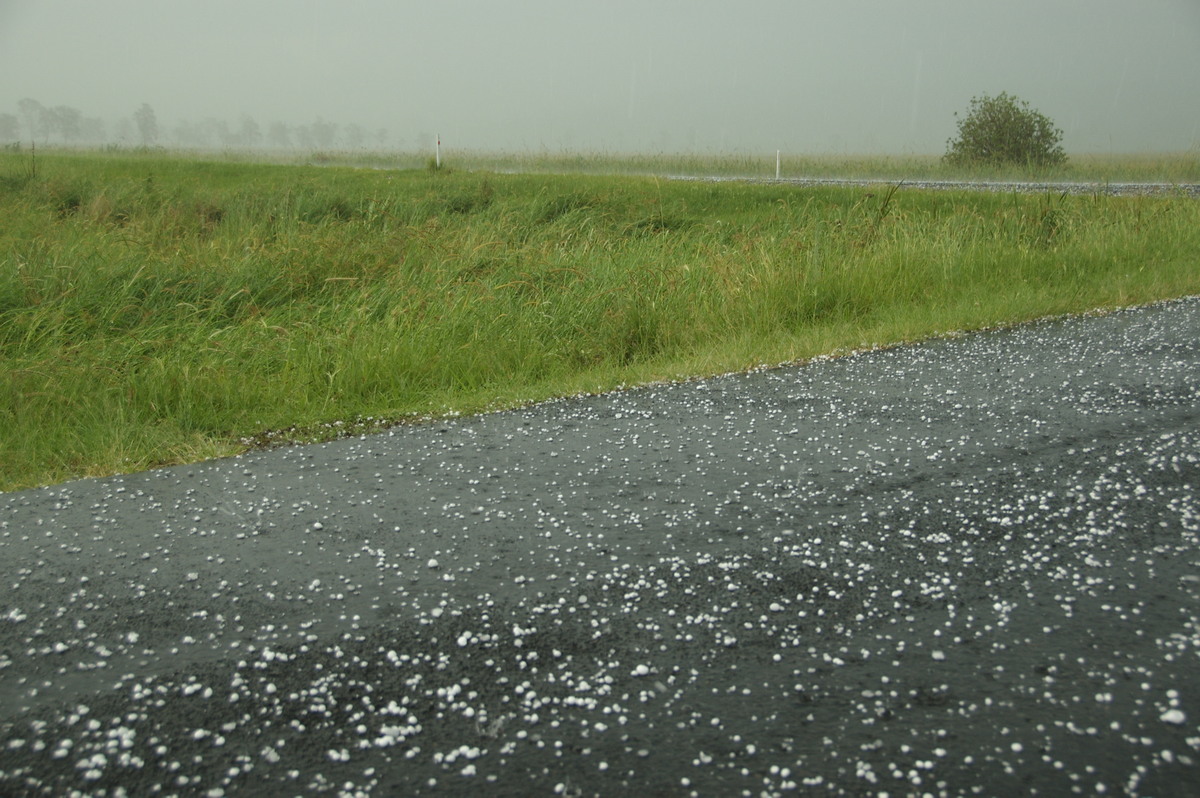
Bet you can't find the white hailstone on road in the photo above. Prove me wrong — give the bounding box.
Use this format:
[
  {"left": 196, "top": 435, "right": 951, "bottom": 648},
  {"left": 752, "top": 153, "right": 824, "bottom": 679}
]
[
  {"left": 1160, "top": 709, "right": 1186, "bottom": 725},
  {"left": 427, "top": 558, "right": 439, "bottom": 569},
  {"left": 631, "top": 664, "right": 650, "bottom": 677},
  {"left": 931, "top": 651, "right": 945, "bottom": 661}
]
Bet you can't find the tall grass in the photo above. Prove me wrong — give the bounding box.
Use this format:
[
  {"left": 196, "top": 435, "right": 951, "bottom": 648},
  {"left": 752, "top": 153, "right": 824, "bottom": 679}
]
[{"left": 3, "top": 151, "right": 1199, "bottom": 490}]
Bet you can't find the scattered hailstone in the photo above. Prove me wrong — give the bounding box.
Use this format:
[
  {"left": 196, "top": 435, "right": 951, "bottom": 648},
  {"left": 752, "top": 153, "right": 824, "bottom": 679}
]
[
  {"left": 427, "top": 558, "right": 440, "bottom": 569},
  {"left": 1160, "top": 709, "right": 1187, "bottom": 725},
  {"left": 931, "top": 651, "right": 945, "bottom": 661}
]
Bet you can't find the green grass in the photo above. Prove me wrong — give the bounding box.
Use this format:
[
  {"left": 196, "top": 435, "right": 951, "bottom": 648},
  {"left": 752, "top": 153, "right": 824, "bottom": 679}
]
[{"left": 3, "top": 150, "right": 1199, "bottom": 491}]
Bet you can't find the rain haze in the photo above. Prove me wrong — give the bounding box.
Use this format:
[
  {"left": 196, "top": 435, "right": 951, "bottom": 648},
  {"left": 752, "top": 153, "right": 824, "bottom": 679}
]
[{"left": 2, "top": 0, "right": 1199, "bottom": 154}]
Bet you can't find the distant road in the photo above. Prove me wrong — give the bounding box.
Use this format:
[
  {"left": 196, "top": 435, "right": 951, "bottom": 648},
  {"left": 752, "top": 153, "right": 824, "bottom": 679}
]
[{"left": 674, "top": 174, "right": 1200, "bottom": 197}]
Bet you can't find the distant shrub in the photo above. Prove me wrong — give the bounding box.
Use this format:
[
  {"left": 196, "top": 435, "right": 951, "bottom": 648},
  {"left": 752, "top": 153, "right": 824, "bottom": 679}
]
[{"left": 945, "top": 92, "right": 1066, "bottom": 168}]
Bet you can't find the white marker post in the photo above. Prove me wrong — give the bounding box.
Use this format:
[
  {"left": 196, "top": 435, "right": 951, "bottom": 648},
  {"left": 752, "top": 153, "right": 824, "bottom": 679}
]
[{"left": 776, "top": 150, "right": 781, "bottom": 180}]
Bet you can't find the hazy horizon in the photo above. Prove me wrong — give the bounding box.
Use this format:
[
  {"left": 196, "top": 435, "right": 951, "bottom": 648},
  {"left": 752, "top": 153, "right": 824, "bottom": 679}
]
[{"left": 2, "top": 0, "right": 1199, "bottom": 155}]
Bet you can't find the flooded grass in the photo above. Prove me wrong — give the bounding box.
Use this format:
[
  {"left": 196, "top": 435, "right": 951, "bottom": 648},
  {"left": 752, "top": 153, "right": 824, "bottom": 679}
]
[{"left": 2, "top": 150, "right": 1199, "bottom": 490}]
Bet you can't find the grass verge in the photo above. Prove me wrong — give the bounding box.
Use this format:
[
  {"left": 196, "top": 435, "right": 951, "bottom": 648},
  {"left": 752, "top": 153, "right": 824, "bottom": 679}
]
[{"left": 3, "top": 151, "right": 1199, "bottom": 490}]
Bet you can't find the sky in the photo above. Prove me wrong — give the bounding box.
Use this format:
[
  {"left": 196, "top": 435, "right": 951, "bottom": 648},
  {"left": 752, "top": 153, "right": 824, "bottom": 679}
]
[{"left": 2, "top": 0, "right": 1199, "bottom": 154}]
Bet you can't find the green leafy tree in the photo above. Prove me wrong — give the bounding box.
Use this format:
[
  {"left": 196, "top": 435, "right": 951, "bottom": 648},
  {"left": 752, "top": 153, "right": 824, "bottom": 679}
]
[{"left": 944, "top": 92, "right": 1066, "bottom": 167}]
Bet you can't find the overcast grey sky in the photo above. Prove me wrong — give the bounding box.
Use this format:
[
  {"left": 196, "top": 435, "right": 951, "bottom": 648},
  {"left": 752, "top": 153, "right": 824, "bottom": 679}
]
[{"left": 2, "top": 0, "right": 1199, "bottom": 154}]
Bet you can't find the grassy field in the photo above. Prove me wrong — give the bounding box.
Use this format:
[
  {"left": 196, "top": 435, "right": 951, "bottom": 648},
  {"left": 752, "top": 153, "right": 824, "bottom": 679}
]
[{"left": 2, "top": 149, "right": 1199, "bottom": 491}]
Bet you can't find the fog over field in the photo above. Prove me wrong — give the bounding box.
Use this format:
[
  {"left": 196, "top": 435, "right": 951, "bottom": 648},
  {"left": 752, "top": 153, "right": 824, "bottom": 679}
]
[{"left": 2, "top": 0, "right": 1199, "bottom": 153}]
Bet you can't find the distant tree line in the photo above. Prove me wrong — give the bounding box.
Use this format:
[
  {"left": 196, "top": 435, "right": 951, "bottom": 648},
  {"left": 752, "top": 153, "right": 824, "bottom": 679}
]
[{"left": 1, "top": 98, "right": 397, "bottom": 151}]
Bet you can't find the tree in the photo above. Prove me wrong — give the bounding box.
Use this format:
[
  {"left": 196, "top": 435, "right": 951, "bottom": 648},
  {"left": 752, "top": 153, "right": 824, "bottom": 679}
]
[
  {"left": 0, "top": 113, "right": 18, "bottom": 143},
  {"left": 172, "top": 119, "right": 206, "bottom": 148},
  {"left": 294, "top": 124, "right": 314, "bottom": 150},
  {"left": 267, "top": 121, "right": 292, "bottom": 150},
  {"left": 133, "top": 103, "right": 159, "bottom": 147},
  {"left": 309, "top": 117, "right": 337, "bottom": 150},
  {"left": 210, "top": 118, "right": 236, "bottom": 148},
  {"left": 240, "top": 116, "right": 262, "bottom": 148},
  {"left": 49, "top": 105, "right": 83, "bottom": 144},
  {"left": 944, "top": 92, "right": 1066, "bottom": 168},
  {"left": 17, "top": 98, "right": 47, "bottom": 143}
]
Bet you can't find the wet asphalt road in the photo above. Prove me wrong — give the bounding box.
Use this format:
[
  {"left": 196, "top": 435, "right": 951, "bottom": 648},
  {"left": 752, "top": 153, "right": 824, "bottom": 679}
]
[
  {"left": 676, "top": 175, "right": 1200, "bottom": 198},
  {"left": 1, "top": 297, "right": 1198, "bottom": 797}
]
